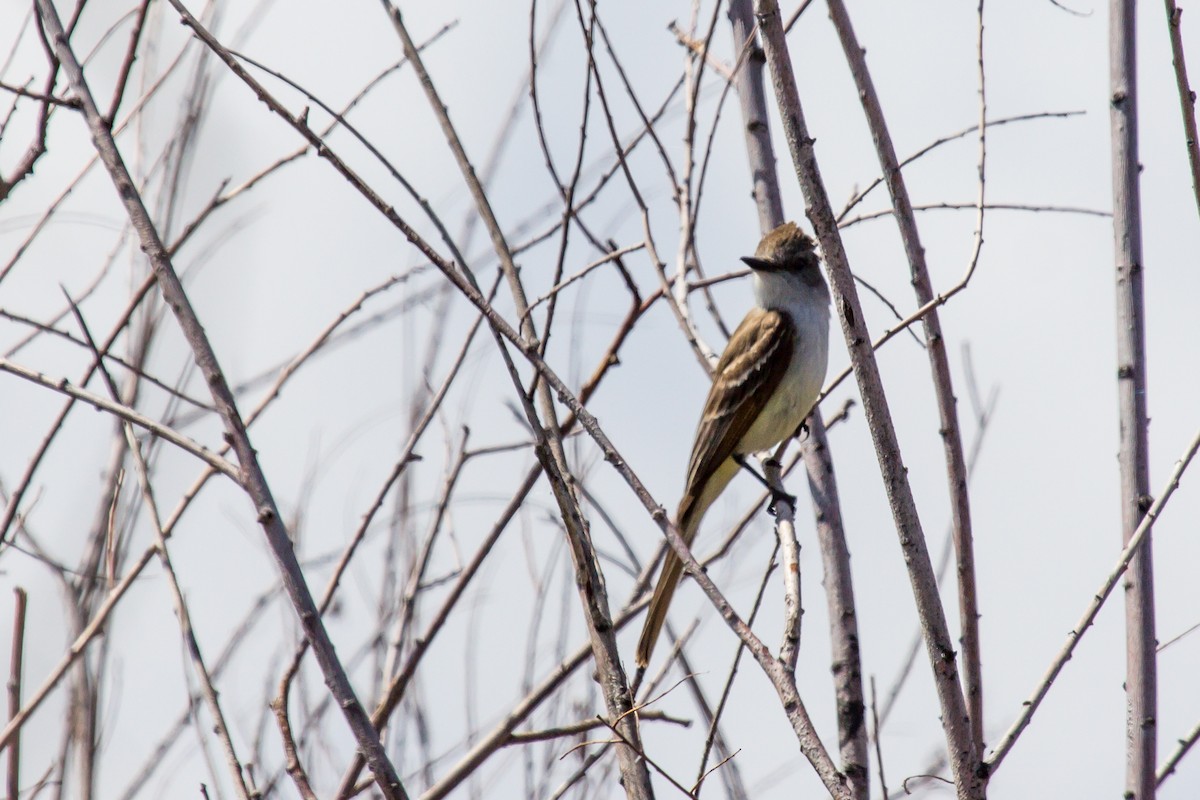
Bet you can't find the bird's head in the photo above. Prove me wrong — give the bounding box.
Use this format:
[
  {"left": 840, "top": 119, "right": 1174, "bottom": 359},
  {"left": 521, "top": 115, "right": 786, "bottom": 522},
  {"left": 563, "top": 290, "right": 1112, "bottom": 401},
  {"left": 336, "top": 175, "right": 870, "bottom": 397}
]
[{"left": 740, "top": 221, "right": 823, "bottom": 288}]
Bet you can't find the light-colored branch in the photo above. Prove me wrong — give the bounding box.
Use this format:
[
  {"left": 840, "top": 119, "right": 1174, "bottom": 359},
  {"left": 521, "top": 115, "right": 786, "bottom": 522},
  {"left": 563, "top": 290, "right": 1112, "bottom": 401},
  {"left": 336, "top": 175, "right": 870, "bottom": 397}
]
[
  {"left": 6, "top": 588, "right": 27, "bottom": 800},
  {"left": 0, "top": 357, "right": 239, "bottom": 481},
  {"left": 985, "top": 424, "right": 1200, "bottom": 773},
  {"left": 764, "top": 461, "right": 803, "bottom": 672},
  {"left": 1157, "top": 714, "right": 1200, "bottom": 785},
  {"left": 1110, "top": 2, "right": 1156, "bottom": 795}
]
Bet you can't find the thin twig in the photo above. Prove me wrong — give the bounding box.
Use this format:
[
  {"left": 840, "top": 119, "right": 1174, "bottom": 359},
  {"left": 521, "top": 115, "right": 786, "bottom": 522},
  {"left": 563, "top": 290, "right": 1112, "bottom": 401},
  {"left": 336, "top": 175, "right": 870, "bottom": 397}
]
[
  {"left": 525, "top": 242, "right": 645, "bottom": 313},
  {"left": 837, "top": 110, "right": 1085, "bottom": 222},
  {"left": 870, "top": 677, "right": 888, "bottom": 800},
  {"left": 985, "top": 425, "right": 1200, "bottom": 774},
  {"left": 0, "top": 357, "right": 240, "bottom": 481},
  {"left": 6, "top": 588, "right": 27, "bottom": 800},
  {"left": 839, "top": 201, "right": 1110, "bottom": 227},
  {"left": 1157, "top": 715, "right": 1200, "bottom": 785},
  {"left": 506, "top": 711, "right": 687, "bottom": 746}
]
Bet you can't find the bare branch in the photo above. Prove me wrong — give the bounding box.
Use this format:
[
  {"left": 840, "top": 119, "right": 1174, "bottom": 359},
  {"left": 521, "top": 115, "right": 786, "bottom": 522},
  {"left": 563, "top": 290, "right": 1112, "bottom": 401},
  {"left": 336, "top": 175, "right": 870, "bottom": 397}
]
[
  {"left": 1158, "top": 715, "right": 1200, "bottom": 786},
  {"left": 1163, "top": 0, "right": 1200, "bottom": 218},
  {"left": 1110, "top": 1, "right": 1157, "bottom": 795},
  {"left": 6, "top": 588, "right": 27, "bottom": 800},
  {"left": 986, "top": 424, "right": 1200, "bottom": 773},
  {"left": 0, "top": 356, "right": 239, "bottom": 481}
]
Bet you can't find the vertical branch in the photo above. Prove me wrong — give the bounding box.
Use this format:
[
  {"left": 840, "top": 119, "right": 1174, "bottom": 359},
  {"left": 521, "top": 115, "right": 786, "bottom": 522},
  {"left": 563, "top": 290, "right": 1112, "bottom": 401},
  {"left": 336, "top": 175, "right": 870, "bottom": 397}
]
[
  {"left": 6, "top": 588, "right": 26, "bottom": 800},
  {"left": 37, "top": 3, "right": 409, "bottom": 797},
  {"left": 824, "top": 0, "right": 984, "bottom": 749},
  {"left": 750, "top": 1, "right": 983, "bottom": 797},
  {"left": 1110, "top": 1, "right": 1157, "bottom": 798},
  {"left": 802, "top": 420, "right": 867, "bottom": 793},
  {"left": 764, "top": 462, "right": 803, "bottom": 672},
  {"left": 727, "top": 1, "right": 868, "bottom": 794},
  {"left": 727, "top": 1, "right": 784, "bottom": 232}
]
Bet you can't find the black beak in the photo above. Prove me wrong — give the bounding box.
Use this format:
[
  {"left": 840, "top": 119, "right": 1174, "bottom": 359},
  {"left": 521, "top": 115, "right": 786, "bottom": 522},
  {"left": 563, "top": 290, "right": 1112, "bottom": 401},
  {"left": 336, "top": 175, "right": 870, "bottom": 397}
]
[{"left": 740, "top": 256, "right": 776, "bottom": 272}]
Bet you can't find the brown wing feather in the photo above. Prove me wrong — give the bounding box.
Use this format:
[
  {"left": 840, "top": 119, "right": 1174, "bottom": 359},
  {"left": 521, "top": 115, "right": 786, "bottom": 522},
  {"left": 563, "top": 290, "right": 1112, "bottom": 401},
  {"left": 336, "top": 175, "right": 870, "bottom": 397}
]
[
  {"left": 636, "top": 308, "right": 797, "bottom": 668},
  {"left": 678, "top": 308, "right": 795, "bottom": 520}
]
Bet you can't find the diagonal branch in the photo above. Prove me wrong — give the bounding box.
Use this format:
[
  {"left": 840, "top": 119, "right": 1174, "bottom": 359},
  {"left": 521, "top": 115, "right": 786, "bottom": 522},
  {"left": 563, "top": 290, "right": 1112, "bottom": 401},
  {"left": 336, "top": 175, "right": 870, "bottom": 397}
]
[
  {"left": 750, "top": 1, "right": 983, "bottom": 796},
  {"left": 1163, "top": 0, "right": 1200, "bottom": 218},
  {"left": 986, "top": 424, "right": 1199, "bottom": 773},
  {"left": 825, "top": 0, "right": 984, "bottom": 750}
]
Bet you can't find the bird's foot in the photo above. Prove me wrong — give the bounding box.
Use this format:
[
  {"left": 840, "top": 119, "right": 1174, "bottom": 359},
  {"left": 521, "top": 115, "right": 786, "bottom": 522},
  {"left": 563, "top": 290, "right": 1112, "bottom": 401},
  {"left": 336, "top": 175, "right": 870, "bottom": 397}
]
[
  {"left": 761, "top": 459, "right": 794, "bottom": 515},
  {"left": 766, "top": 489, "right": 796, "bottom": 517}
]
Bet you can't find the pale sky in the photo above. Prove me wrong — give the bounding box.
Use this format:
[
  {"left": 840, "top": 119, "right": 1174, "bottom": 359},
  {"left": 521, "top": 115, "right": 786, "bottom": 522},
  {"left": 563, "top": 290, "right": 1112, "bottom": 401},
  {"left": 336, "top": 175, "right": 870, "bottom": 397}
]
[{"left": 1, "top": 1, "right": 1198, "bottom": 798}]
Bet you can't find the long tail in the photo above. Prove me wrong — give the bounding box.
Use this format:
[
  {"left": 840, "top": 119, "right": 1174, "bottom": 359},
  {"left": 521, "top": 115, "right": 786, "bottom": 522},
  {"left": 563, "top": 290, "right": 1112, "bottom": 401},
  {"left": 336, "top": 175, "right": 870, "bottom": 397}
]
[
  {"left": 635, "top": 459, "right": 738, "bottom": 668},
  {"left": 635, "top": 513, "right": 698, "bottom": 669}
]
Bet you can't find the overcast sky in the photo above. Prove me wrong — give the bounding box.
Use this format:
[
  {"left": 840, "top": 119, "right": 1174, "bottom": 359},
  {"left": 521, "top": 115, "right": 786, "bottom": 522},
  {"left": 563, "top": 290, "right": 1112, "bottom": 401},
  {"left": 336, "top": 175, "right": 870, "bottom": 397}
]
[{"left": 2, "top": 1, "right": 1199, "bottom": 798}]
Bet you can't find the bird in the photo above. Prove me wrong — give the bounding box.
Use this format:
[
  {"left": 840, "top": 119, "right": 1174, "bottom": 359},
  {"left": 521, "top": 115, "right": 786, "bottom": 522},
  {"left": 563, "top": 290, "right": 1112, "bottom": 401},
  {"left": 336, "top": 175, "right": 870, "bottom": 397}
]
[{"left": 635, "top": 221, "right": 831, "bottom": 669}]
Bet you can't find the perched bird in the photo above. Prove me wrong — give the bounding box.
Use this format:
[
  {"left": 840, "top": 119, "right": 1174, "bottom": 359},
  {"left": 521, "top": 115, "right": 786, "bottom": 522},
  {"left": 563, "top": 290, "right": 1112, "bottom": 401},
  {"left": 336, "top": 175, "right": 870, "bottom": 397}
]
[{"left": 635, "top": 221, "right": 831, "bottom": 668}]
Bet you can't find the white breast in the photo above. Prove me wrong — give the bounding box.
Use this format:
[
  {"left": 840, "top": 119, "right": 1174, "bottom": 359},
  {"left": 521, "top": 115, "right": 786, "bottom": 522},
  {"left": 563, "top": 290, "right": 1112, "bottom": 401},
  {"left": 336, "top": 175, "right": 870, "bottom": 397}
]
[{"left": 737, "top": 274, "right": 830, "bottom": 455}]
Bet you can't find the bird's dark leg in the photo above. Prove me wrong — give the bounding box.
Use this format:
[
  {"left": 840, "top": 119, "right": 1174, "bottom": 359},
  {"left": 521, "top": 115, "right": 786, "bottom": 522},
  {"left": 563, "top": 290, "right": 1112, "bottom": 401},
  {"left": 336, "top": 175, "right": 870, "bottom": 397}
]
[{"left": 732, "top": 454, "right": 796, "bottom": 517}]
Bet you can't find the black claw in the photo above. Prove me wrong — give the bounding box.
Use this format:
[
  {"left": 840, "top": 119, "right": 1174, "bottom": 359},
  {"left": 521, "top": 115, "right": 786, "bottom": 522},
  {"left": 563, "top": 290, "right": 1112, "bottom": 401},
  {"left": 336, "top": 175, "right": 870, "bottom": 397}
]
[{"left": 766, "top": 489, "right": 797, "bottom": 517}]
